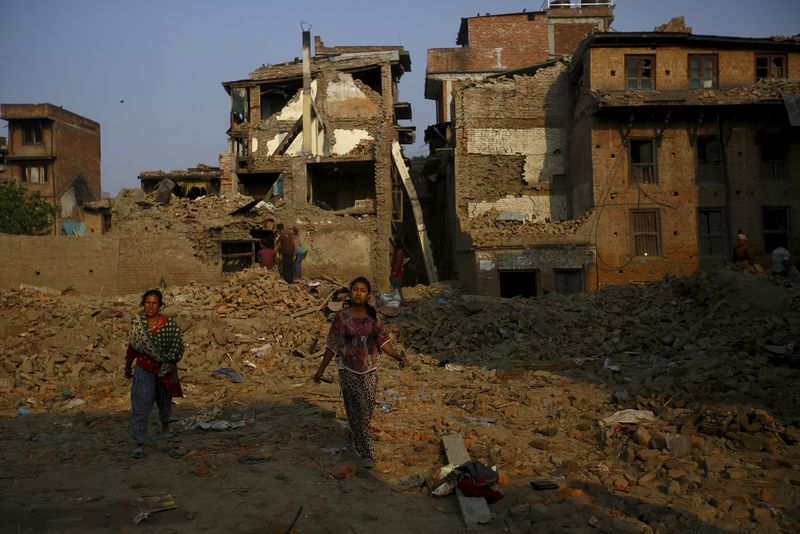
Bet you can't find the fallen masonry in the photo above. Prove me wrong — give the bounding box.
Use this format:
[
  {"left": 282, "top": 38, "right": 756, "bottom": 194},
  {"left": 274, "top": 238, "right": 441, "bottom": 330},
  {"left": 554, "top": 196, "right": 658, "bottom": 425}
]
[{"left": 0, "top": 267, "right": 799, "bottom": 531}]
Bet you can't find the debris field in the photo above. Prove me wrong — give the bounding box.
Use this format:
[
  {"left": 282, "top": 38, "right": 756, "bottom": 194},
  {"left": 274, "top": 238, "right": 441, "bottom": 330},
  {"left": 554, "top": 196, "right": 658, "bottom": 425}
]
[{"left": 0, "top": 267, "right": 799, "bottom": 532}]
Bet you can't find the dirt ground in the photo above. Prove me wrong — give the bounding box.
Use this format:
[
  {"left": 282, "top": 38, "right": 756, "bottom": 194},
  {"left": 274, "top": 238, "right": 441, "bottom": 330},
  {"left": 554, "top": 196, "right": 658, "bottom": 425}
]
[{"left": 1, "top": 268, "right": 800, "bottom": 533}]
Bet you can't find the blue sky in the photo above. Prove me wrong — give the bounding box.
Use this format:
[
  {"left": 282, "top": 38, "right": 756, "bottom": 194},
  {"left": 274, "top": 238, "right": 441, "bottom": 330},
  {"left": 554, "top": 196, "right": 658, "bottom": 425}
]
[{"left": 2, "top": 0, "right": 798, "bottom": 195}]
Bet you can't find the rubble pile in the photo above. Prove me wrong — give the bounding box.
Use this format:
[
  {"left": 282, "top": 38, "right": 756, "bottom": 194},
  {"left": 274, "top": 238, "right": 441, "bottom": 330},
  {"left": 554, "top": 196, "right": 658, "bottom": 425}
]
[
  {"left": 109, "top": 189, "right": 276, "bottom": 264},
  {"left": 1, "top": 268, "right": 799, "bottom": 531},
  {"left": 469, "top": 208, "right": 593, "bottom": 245}
]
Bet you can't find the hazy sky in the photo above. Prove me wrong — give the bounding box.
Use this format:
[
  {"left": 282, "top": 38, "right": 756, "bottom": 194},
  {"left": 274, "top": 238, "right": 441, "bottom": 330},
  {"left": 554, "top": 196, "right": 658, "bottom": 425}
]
[{"left": 2, "top": 0, "right": 798, "bottom": 195}]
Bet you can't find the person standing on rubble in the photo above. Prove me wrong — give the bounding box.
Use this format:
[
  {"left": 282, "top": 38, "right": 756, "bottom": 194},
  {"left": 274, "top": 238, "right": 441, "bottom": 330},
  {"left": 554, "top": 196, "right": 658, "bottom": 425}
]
[
  {"left": 292, "top": 227, "right": 307, "bottom": 279},
  {"left": 732, "top": 231, "right": 754, "bottom": 271},
  {"left": 124, "top": 289, "right": 184, "bottom": 459},
  {"left": 313, "top": 276, "right": 409, "bottom": 469},
  {"left": 275, "top": 223, "right": 295, "bottom": 283},
  {"left": 390, "top": 242, "right": 405, "bottom": 300}
]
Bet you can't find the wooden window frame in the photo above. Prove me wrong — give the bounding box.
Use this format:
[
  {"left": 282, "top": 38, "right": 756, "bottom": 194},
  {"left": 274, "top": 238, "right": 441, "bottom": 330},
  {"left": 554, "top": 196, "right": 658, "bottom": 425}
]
[
  {"left": 697, "top": 208, "right": 726, "bottom": 258},
  {"left": 759, "top": 134, "right": 787, "bottom": 182},
  {"left": 688, "top": 54, "right": 719, "bottom": 89},
  {"left": 22, "top": 123, "right": 43, "bottom": 145},
  {"left": 630, "top": 209, "right": 661, "bottom": 257},
  {"left": 629, "top": 138, "right": 657, "bottom": 185},
  {"left": 625, "top": 55, "right": 656, "bottom": 90},
  {"left": 22, "top": 164, "right": 48, "bottom": 184},
  {"left": 755, "top": 53, "right": 787, "bottom": 81},
  {"left": 695, "top": 135, "right": 722, "bottom": 182}
]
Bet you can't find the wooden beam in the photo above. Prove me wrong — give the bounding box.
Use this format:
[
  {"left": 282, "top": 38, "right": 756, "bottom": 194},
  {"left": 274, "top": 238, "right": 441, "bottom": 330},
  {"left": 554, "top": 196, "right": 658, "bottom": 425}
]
[
  {"left": 441, "top": 434, "right": 492, "bottom": 526},
  {"left": 274, "top": 116, "right": 303, "bottom": 156},
  {"left": 391, "top": 141, "right": 438, "bottom": 283}
]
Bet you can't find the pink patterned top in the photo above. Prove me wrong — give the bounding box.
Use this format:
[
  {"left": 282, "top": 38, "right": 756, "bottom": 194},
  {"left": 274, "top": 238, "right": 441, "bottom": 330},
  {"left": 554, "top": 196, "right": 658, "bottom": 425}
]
[{"left": 326, "top": 308, "right": 390, "bottom": 374}]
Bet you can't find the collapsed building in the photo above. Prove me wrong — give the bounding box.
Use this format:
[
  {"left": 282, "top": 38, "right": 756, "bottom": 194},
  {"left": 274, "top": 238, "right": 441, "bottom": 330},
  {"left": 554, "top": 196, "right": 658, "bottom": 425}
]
[
  {"left": 219, "top": 33, "right": 435, "bottom": 287},
  {"left": 138, "top": 164, "right": 221, "bottom": 199},
  {"left": 425, "top": 4, "right": 800, "bottom": 297}
]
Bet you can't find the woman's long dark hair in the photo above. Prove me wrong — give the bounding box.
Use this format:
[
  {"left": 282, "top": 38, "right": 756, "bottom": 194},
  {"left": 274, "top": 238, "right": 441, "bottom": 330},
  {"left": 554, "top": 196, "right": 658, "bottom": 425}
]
[
  {"left": 349, "top": 276, "right": 377, "bottom": 319},
  {"left": 140, "top": 288, "right": 164, "bottom": 307}
]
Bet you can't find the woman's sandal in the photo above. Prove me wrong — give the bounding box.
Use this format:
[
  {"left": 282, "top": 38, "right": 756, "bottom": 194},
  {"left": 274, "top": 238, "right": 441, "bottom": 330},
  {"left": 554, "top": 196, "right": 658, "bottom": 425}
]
[{"left": 130, "top": 447, "right": 144, "bottom": 459}]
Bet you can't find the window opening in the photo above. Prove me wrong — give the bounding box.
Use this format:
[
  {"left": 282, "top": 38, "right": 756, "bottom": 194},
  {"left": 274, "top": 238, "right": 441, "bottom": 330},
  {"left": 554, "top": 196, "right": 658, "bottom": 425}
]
[
  {"left": 231, "top": 87, "right": 249, "bottom": 124},
  {"left": 220, "top": 240, "right": 258, "bottom": 273},
  {"left": 391, "top": 173, "right": 403, "bottom": 223},
  {"left": 698, "top": 209, "right": 725, "bottom": 257},
  {"left": 238, "top": 172, "right": 281, "bottom": 198},
  {"left": 688, "top": 55, "right": 718, "bottom": 89},
  {"left": 498, "top": 270, "right": 539, "bottom": 298},
  {"left": 351, "top": 67, "right": 383, "bottom": 95},
  {"left": 756, "top": 54, "right": 786, "bottom": 80},
  {"left": 260, "top": 83, "right": 299, "bottom": 120},
  {"left": 762, "top": 207, "right": 789, "bottom": 254},
  {"left": 307, "top": 161, "right": 376, "bottom": 212},
  {"left": 250, "top": 229, "right": 276, "bottom": 249},
  {"left": 629, "top": 139, "right": 656, "bottom": 184},
  {"left": 760, "top": 134, "right": 787, "bottom": 181},
  {"left": 22, "top": 123, "right": 43, "bottom": 145},
  {"left": 696, "top": 136, "right": 722, "bottom": 181},
  {"left": 631, "top": 209, "right": 660, "bottom": 257},
  {"left": 625, "top": 55, "right": 655, "bottom": 90},
  {"left": 23, "top": 164, "right": 47, "bottom": 184}
]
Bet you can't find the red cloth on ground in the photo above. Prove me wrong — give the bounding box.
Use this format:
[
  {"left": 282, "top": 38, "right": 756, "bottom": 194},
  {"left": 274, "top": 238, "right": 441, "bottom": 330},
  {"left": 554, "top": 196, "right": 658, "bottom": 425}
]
[{"left": 457, "top": 478, "right": 504, "bottom": 504}]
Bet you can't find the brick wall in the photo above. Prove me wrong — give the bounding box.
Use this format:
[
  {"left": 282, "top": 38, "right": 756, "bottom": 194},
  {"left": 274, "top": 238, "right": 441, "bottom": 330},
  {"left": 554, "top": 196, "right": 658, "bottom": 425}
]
[
  {"left": 0, "top": 235, "right": 221, "bottom": 296},
  {"left": 587, "top": 114, "right": 800, "bottom": 287},
  {"left": 52, "top": 118, "right": 101, "bottom": 200},
  {"left": 467, "top": 13, "right": 547, "bottom": 48},
  {"left": 553, "top": 22, "right": 600, "bottom": 57},
  {"left": 454, "top": 63, "right": 572, "bottom": 231},
  {"left": 589, "top": 47, "right": 800, "bottom": 92}
]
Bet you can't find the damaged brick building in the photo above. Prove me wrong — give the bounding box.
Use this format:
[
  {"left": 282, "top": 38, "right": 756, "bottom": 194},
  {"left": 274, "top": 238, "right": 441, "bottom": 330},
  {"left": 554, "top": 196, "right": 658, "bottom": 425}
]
[
  {"left": 426, "top": 5, "right": 800, "bottom": 296},
  {"left": 424, "top": 1, "right": 614, "bottom": 295},
  {"left": 220, "top": 33, "right": 434, "bottom": 287},
  {"left": 0, "top": 103, "right": 102, "bottom": 234},
  {"left": 138, "top": 164, "right": 221, "bottom": 199}
]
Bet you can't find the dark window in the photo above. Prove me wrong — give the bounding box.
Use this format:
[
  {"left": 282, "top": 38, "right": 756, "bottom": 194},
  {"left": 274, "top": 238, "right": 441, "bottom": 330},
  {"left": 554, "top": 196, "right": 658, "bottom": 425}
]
[
  {"left": 22, "top": 164, "right": 47, "bottom": 184},
  {"left": 698, "top": 209, "right": 725, "bottom": 257},
  {"left": 498, "top": 270, "right": 538, "bottom": 298},
  {"left": 756, "top": 54, "right": 786, "bottom": 80},
  {"left": 629, "top": 139, "right": 657, "bottom": 184},
  {"left": 392, "top": 176, "right": 403, "bottom": 223},
  {"left": 763, "top": 207, "right": 789, "bottom": 254},
  {"left": 307, "top": 161, "right": 376, "bottom": 212},
  {"left": 220, "top": 240, "right": 257, "bottom": 273},
  {"left": 554, "top": 269, "right": 583, "bottom": 295},
  {"left": 631, "top": 209, "right": 660, "bottom": 257},
  {"left": 625, "top": 55, "right": 655, "bottom": 90},
  {"left": 22, "top": 123, "right": 43, "bottom": 145},
  {"left": 760, "top": 134, "right": 787, "bottom": 182},
  {"left": 696, "top": 136, "right": 722, "bottom": 181},
  {"left": 688, "top": 55, "right": 718, "bottom": 89}
]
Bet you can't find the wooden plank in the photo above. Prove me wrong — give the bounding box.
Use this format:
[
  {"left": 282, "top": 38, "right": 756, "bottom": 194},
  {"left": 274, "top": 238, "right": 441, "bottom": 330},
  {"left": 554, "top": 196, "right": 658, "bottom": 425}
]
[
  {"left": 391, "top": 141, "right": 438, "bottom": 283},
  {"left": 441, "top": 434, "right": 492, "bottom": 526},
  {"left": 273, "top": 116, "right": 303, "bottom": 155}
]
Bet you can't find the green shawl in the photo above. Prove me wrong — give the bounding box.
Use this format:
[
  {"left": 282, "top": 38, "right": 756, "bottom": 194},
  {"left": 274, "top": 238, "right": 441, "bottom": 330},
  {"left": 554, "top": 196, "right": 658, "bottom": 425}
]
[{"left": 129, "top": 316, "right": 184, "bottom": 364}]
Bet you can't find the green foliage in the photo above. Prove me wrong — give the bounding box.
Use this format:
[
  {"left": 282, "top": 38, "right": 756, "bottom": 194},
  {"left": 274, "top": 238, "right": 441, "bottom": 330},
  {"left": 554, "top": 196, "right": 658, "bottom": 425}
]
[{"left": 0, "top": 181, "right": 59, "bottom": 234}]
